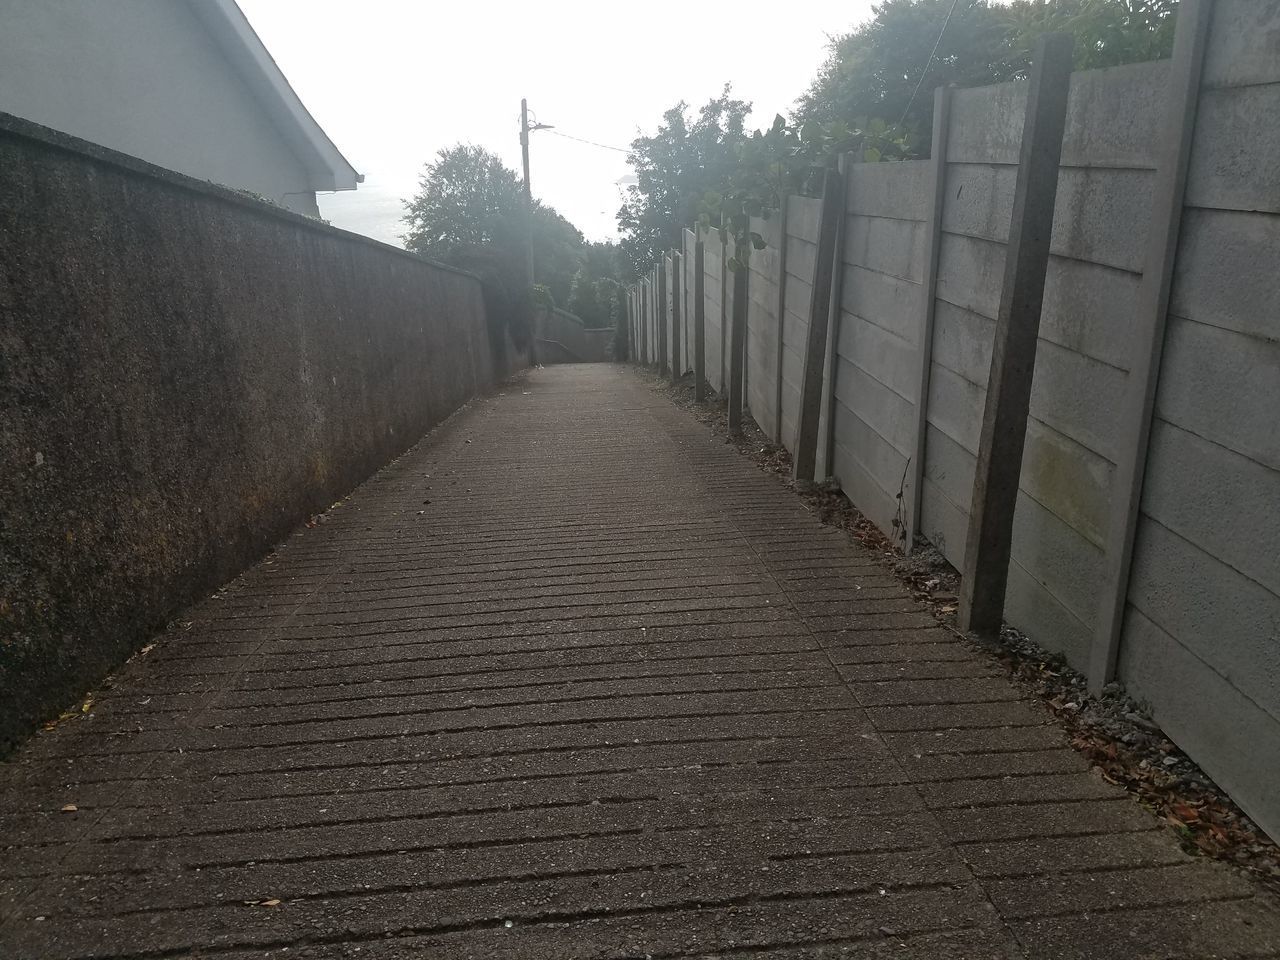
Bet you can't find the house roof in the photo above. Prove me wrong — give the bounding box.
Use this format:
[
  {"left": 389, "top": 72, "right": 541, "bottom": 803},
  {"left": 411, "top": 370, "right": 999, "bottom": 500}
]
[{"left": 187, "top": 0, "right": 362, "bottom": 192}]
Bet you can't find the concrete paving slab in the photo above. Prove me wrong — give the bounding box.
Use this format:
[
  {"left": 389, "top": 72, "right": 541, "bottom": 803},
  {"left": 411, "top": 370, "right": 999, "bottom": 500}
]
[{"left": 1, "top": 364, "right": 1276, "bottom": 958}]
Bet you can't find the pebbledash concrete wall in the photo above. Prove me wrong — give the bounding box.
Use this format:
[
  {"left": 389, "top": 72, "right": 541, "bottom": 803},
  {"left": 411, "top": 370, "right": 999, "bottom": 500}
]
[
  {"left": 635, "top": 0, "right": 1280, "bottom": 839},
  {"left": 0, "top": 113, "right": 516, "bottom": 752}
]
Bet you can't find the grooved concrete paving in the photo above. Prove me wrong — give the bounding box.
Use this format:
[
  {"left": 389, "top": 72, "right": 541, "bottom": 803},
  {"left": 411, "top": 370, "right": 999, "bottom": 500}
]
[{"left": 2, "top": 363, "right": 1278, "bottom": 959}]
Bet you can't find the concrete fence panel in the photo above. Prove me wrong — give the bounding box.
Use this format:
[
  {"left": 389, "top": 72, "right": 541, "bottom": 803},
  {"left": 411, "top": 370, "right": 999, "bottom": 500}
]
[
  {"left": 778, "top": 196, "right": 822, "bottom": 454},
  {"left": 829, "top": 160, "right": 931, "bottom": 539},
  {"left": 919, "top": 82, "right": 1019, "bottom": 565},
  {"left": 1116, "top": 0, "right": 1280, "bottom": 840},
  {"left": 1004, "top": 59, "right": 1167, "bottom": 668},
  {"left": 701, "top": 228, "right": 726, "bottom": 394},
  {"left": 745, "top": 214, "right": 783, "bottom": 439},
  {"left": 625, "top": 0, "right": 1280, "bottom": 838}
]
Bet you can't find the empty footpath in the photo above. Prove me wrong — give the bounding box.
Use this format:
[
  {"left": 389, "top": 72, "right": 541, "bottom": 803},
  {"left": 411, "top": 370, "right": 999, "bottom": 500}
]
[{"left": 2, "top": 363, "right": 1278, "bottom": 959}]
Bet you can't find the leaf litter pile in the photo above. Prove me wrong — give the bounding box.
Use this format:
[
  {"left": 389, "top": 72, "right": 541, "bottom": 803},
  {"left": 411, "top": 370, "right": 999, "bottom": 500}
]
[{"left": 645, "top": 367, "right": 1280, "bottom": 892}]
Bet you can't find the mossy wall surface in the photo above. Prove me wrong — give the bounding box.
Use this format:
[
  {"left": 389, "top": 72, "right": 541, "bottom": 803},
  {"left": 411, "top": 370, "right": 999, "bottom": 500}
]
[{"left": 0, "top": 114, "right": 501, "bottom": 751}]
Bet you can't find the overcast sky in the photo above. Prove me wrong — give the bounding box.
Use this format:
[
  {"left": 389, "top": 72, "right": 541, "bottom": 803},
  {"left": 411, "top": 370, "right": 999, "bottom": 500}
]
[{"left": 236, "top": 0, "right": 873, "bottom": 247}]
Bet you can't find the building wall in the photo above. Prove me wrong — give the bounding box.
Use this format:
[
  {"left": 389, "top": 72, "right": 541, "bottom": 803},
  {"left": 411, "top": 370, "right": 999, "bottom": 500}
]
[
  {"left": 0, "top": 114, "right": 502, "bottom": 752},
  {"left": 0, "top": 0, "right": 321, "bottom": 214}
]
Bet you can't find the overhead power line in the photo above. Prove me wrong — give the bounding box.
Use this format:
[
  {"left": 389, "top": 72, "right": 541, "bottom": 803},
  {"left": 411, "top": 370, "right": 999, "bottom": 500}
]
[
  {"left": 896, "top": 0, "right": 961, "bottom": 129},
  {"left": 544, "top": 128, "right": 629, "bottom": 154}
]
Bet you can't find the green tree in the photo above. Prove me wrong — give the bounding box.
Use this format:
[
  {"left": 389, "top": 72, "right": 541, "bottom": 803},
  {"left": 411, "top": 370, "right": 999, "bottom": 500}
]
[
  {"left": 401, "top": 144, "right": 585, "bottom": 317},
  {"left": 619, "top": 0, "right": 1178, "bottom": 285},
  {"left": 1005, "top": 0, "right": 1177, "bottom": 71},
  {"left": 616, "top": 87, "right": 752, "bottom": 277},
  {"left": 796, "top": 0, "right": 1024, "bottom": 150},
  {"left": 568, "top": 242, "right": 625, "bottom": 329},
  {"left": 796, "top": 0, "right": 1177, "bottom": 151}
]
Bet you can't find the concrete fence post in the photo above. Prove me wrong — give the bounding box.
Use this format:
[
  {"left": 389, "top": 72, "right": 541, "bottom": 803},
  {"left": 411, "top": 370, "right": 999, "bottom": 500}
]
[
  {"left": 907, "top": 85, "right": 954, "bottom": 552},
  {"left": 670, "top": 251, "right": 678, "bottom": 374},
  {"left": 657, "top": 258, "right": 669, "bottom": 376},
  {"left": 647, "top": 268, "right": 655, "bottom": 367},
  {"left": 640, "top": 280, "right": 650, "bottom": 371},
  {"left": 772, "top": 196, "right": 791, "bottom": 445},
  {"left": 654, "top": 266, "right": 660, "bottom": 368},
  {"left": 818, "top": 153, "right": 853, "bottom": 481},
  {"left": 957, "top": 34, "right": 1074, "bottom": 638},
  {"left": 694, "top": 237, "right": 707, "bottom": 400},
  {"left": 727, "top": 258, "right": 749, "bottom": 434},
  {"left": 642, "top": 272, "right": 649, "bottom": 366},
  {"left": 678, "top": 242, "right": 684, "bottom": 372},
  {"left": 671, "top": 249, "right": 682, "bottom": 383},
  {"left": 651, "top": 269, "right": 658, "bottom": 367},
  {"left": 742, "top": 261, "right": 750, "bottom": 417},
  {"left": 685, "top": 234, "right": 692, "bottom": 371},
  {"left": 653, "top": 268, "right": 659, "bottom": 367},
  {"left": 683, "top": 231, "right": 694, "bottom": 375},
  {"left": 644, "top": 277, "right": 652, "bottom": 365},
  {"left": 686, "top": 232, "right": 695, "bottom": 373},
  {"left": 792, "top": 164, "right": 846, "bottom": 483},
  {"left": 637, "top": 282, "right": 644, "bottom": 364},
  {"left": 1089, "top": 0, "right": 1214, "bottom": 690},
  {"left": 719, "top": 230, "right": 729, "bottom": 391},
  {"left": 638, "top": 282, "right": 646, "bottom": 365},
  {"left": 648, "top": 275, "right": 655, "bottom": 367}
]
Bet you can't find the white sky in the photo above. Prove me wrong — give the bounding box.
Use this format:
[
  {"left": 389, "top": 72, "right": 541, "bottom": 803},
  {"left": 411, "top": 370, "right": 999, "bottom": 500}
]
[{"left": 237, "top": 0, "right": 874, "bottom": 246}]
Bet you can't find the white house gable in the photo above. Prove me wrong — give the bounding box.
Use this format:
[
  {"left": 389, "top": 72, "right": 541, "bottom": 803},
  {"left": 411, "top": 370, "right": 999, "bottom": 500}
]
[{"left": 0, "top": 0, "right": 359, "bottom": 216}]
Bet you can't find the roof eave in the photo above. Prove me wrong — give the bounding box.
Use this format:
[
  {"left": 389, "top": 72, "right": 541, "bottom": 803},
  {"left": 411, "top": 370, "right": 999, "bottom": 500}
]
[{"left": 188, "top": 0, "right": 361, "bottom": 192}]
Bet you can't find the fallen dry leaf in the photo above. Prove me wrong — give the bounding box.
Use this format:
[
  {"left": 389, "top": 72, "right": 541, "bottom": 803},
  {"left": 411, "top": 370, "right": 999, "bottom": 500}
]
[{"left": 60, "top": 804, "right": 77, "bottom": 812}]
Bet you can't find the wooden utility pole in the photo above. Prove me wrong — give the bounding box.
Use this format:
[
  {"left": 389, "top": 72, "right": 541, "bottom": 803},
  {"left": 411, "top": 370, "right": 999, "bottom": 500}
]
[
  {"left": 519, "top": 98, "right": 534, "bottom": 285},
  {"left": 957, "top": 34, "right": 1074, "bottom": 637},
  {"left": 519, "top": 100, "right": 554, "bottom": 289}
]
